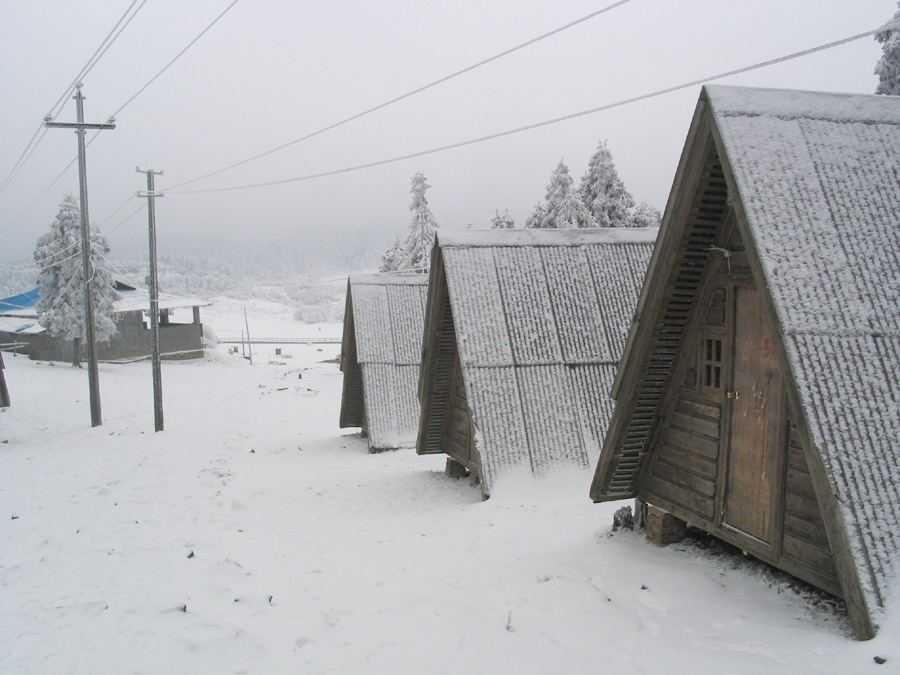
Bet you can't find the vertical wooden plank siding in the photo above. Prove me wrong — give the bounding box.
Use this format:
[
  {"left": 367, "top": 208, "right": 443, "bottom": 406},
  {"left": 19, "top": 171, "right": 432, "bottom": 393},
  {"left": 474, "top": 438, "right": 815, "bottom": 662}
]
[
  {"left": 781, "top": 417, "right": 841, "bottom": 594},
  {"left": 442, "top": 348, "right": 479, "bottom": 473},
  {"left": 722, "top": 284, "right": 783, "bottom": 544}
]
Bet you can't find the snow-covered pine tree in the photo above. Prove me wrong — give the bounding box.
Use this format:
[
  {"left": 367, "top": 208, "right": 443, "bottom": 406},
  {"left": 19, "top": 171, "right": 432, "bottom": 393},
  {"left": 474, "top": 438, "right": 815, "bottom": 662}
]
[
  {"left": 379, "top": 236, "right": 403, "bottom": 272},
  {"left": 524, "top": 203, "right": 547, "bottom": 229},
  {"left": 491, "top": 210, "right": 516, "bottom": 229},
  {"left": 393, "top": 171, "right": 439, "bottom": 272},
  {"left": 34, "top": 194, "right": 119, "bottom": 365},
  {"left": 555, "top": 188, "right": 596, "bottom": 229},
  {"left": 875, "top": 3, "right": 900, "bottom": 95},
  {"left": 539, "top": 160, "right": 596, "bottom": 229},
  {"left": 631, "top": 201, "right": 662, "bottom": 228},
  {"left": 578, "top": 141, "right": 635, "bottom": 228}
]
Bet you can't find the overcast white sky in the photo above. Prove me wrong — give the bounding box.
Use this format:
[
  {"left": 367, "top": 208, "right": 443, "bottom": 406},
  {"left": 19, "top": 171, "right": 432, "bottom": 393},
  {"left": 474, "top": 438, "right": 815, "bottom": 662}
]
[{"left": 0, "top": 0, "right": 895, "bottom": 262}]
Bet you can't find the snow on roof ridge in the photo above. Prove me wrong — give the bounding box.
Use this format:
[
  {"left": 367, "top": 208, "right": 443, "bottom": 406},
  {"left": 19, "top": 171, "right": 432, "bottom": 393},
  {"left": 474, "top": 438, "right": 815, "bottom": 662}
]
[
  {"left": 438, "top": 227, "right": 659, "bottom": 248},
  {"left": 704, "top": 84, "right": 900, "bottom": 125},
  {"left": 348, "top": 272, "right": 429, "bottom": 286}
]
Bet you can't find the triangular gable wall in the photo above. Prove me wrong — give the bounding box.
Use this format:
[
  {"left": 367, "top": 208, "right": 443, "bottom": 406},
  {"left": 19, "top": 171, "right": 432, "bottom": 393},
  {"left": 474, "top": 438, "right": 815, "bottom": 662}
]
[
  {"left": 0, "top": 352, "right": 9, "bottom": 408},
  {"left": 339, "top": 282, "right": 364, "bottom": 429}
]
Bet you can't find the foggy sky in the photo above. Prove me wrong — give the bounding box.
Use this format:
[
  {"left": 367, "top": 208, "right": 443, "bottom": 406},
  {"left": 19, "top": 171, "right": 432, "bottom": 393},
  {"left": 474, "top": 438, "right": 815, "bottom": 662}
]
[{"left": 0, "top": 0, "right": 894, "bottom": 262}]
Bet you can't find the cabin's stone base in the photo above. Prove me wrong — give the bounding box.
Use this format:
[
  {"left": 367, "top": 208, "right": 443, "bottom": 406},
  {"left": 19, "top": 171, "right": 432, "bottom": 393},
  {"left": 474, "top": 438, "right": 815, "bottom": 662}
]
[
  {"left": 645, "top": 504, "right": 687, "bottom": 546},
  {"left": 445, "top": 458, "right": 470, "bottom": 479}
]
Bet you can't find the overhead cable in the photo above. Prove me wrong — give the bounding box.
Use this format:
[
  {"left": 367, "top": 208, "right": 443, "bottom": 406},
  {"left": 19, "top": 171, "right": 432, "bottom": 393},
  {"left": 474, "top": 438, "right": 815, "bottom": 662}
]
[
  {"left": 0, "top": 0, "right": 146, "bottom": 198},
  {"left": 1, "top": 0, "right": 239, "bottom": 232},
  {"left": 163, "top": 0, "right": 630, "bottom": 192},
  {"left": 47, "top": 0, "right": 147, "bottom": 121},
  {"left": 170, "top": 25, "right": 886, "bottom": 195},
  {"left": 111, "top": 0, "right": 240, "bottom": 117},
  {"left": 106, "top": 205, "right": 146, "bottom": 236}
]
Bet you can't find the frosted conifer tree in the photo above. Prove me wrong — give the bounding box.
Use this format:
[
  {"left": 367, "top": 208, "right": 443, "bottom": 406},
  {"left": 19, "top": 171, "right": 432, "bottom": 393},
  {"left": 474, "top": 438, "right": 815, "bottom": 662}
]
[
  {"left": 875, "top": 3, "right": 900, "bottom": 95},
  {"left": 539, "top": 160, "right": 596, "bottom": 229},
  {"left": 631, "top": 201, "right": 662, "bottom": 228},
  {"left": 525, "top": 203, "right": 547, "bottom": 229},
  {"left": 491, "top": 210, "right": 516, "bottom": 229},
  {"left": 393, "top": 171, "right": 439, "bottom": 272},
  {"left": 578, "top": 141, "right": 635, "bottom": 227},
  {"left": 379, "top": 236, "right": 403, "bottom": 272},
  {"left": 34, "top": 194, "right": 119, "bottom": 365}
]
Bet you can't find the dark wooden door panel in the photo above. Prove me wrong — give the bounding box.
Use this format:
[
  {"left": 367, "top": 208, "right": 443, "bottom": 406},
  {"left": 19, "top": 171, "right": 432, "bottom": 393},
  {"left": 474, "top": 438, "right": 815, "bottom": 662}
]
[{"left": 723, "top": 284, "right": 782, "bottom": 544}]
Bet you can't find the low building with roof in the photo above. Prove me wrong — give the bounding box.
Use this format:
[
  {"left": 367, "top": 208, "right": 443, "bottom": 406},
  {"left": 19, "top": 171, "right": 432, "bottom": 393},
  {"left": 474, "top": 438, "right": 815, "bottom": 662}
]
[
  {"left": 339, "top": 273, "right": 428, "bottom": 452},
  {"left": 417, "top": 228, "right": 656, "bottom": 497},
  {"left": 0, "top": 281, "right": 209, "bottom": 362},
  {"left": 589, "top": 85, "right": 900, "bottom": 640}
]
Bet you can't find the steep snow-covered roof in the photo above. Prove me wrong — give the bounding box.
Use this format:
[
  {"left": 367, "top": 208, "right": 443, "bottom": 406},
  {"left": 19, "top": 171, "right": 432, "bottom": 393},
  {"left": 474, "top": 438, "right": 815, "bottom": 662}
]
[
  {"left": 705, "top": 84, "right": 900, "bottom": 616},
  {"left": 438, "top": 227, "right": 657, "bottom": 248},
  {"left": 341, "top": 273, "right": 428, "bottom": 450},
  {"left": 429, "top": 228, "right": 655, "bottom": 493},
  {"left": 706, "top": 85, "right": 900, "bottom": 125}
]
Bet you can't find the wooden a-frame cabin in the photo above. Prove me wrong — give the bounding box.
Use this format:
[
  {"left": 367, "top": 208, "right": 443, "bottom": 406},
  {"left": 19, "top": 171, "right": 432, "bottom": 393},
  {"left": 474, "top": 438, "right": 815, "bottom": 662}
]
[
  {"left": 417, "top": 228, "right": 656, "bottom": 497},
  {"left": 590, "top": 85, "right": 900, "bottom": 640},
  {"left": 339, "top": 273, "right": 428, "bottom": 452}
]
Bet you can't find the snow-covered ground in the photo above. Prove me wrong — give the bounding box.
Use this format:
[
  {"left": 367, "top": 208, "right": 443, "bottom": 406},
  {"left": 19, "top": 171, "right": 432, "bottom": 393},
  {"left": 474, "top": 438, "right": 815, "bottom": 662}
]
[{"left": 1, "top": 301, "right": 898, "bottom": 674}]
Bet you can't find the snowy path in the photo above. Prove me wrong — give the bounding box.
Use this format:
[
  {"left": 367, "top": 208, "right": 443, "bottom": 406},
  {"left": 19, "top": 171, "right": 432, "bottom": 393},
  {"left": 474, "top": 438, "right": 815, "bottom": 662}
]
[{"left": 1, "top": 335, "right": 897, "bottom": 673}]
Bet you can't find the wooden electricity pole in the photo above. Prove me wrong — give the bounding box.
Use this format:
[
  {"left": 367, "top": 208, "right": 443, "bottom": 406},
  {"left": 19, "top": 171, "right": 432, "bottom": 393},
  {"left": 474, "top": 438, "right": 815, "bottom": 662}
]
[
  {"left": 137, "top": 168, "right": 164, "bottom": 432},
  {"left": 243, "top": 307, "right": 253, "bottom": 365},
  {"left": 44, "top": 82, "right": 115, "bottom": 427}
]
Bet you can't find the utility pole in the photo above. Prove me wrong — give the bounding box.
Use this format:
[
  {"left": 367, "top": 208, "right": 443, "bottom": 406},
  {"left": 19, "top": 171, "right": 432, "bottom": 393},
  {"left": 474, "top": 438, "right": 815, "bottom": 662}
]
[
  {"left": 136, "top": 168, "right": 164, "bottom": 432},
  {"left": 44, "top": 82, "right": 115, "bottom": 427},
  {"left": 243, "top": 307, "right": 253, "bottom": 365}
]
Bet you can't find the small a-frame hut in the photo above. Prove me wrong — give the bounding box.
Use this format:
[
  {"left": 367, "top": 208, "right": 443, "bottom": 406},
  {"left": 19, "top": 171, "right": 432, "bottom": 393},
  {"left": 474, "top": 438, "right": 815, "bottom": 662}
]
[
  {"left": 339, "top": 273, "right": 428, "bottom": 451},
  {"left": 417, "top": 228, "right": 656, "bottom": 497},
  {"left": 589, "top": 85, "right": 900, "bottom": 640}
]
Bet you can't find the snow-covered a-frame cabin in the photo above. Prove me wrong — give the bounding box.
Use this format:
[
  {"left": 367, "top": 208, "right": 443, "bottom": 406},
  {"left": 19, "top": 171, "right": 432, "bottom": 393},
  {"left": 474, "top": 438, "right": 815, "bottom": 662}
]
[
  {"left": 589, "top": 85, "right": 900, "bottom": 640},
  {"left": 339, "top": 273, "right": 428, "bottom": 452},
  {"left": 417, "top": 228, "right": 656, "bottom": 497}
]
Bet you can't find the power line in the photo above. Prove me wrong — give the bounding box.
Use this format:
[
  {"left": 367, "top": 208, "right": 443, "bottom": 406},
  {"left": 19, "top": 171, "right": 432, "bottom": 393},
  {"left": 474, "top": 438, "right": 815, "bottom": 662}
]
[
  {"left": 97, "top": 193, "right": 140, "bottom": 228},
  {"left": 163, "top": 0, "right": 630, "bottom": 192},
  {"left": 47, "top": 0, "right": 147, "bottom": 122},
  {"left": 1, "top": 132, "right": 109, "bottom": 238},
  {"left": 111, "top": 0, "right": 240, "bottom": 118},
  {"left": 106, "top": 204, "right": 146, "bottom": 236},
  {"left": 169, "top": 25, "right": 886, "bottom": 195},
  {"left": 1, "top": 0, "right": 238, "bottom": 233},
  {"left": 0, "top": 0, "right": 145, "bottom": 198}
]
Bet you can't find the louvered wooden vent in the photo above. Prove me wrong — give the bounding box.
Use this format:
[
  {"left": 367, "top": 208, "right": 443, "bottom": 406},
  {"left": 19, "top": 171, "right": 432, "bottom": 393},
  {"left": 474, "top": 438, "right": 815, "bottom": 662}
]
[
  {"left": 603, "top": 153, "right": 728, "bottom": 497},
  {"left": 340, "top": 363, "right": 365, "bottom": 427},
  {"left": 423, "top": 288, "right": 457, "bottom": 454}
]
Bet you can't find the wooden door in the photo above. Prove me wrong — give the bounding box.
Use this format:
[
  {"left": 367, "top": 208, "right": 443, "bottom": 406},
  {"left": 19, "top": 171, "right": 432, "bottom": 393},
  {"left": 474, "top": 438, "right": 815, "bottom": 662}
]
[{"left": 721, "top": 283, "right": 783, "bottom": 544}]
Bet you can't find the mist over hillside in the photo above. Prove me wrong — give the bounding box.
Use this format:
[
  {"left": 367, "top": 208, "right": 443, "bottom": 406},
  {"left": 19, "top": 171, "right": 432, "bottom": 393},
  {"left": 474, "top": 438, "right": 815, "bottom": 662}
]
[{"left": 1, "top": 227, "right": 389, "bottom": 323}]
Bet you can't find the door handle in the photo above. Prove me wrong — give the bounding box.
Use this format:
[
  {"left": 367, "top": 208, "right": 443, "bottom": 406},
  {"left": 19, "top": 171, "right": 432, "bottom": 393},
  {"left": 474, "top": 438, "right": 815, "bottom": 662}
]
[{"left": 726, "top": 390, "right": 741, "bottom": 400}]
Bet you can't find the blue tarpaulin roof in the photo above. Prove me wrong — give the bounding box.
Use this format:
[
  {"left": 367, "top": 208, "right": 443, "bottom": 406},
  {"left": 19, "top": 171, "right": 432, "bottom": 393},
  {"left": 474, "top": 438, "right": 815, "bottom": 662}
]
[{"left": 0, "top": 288, "right": 41, "bottom": 314}]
